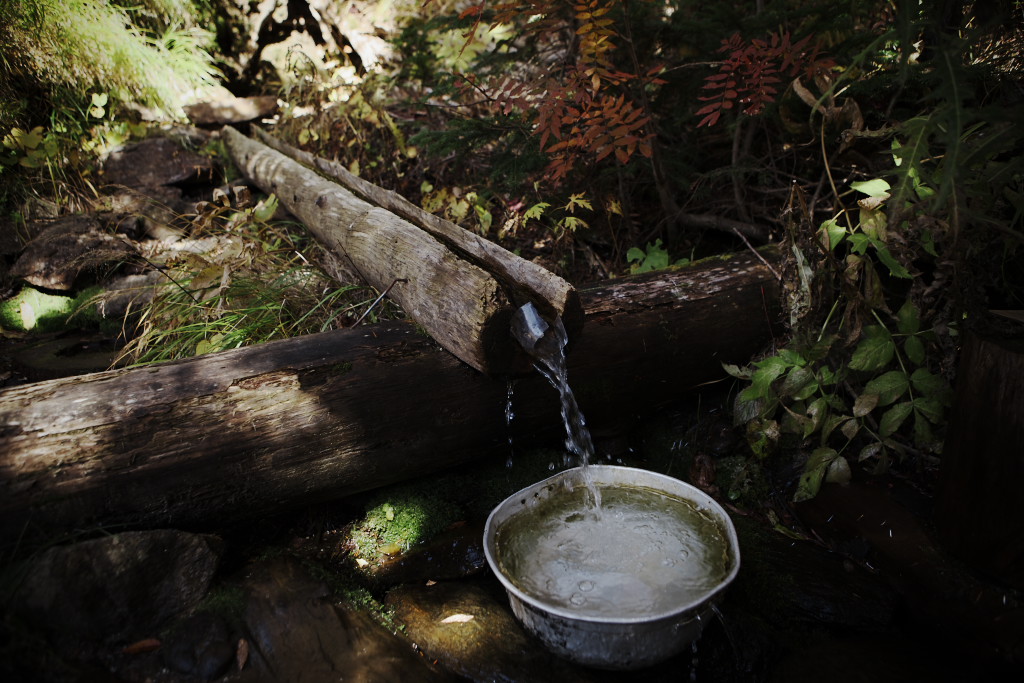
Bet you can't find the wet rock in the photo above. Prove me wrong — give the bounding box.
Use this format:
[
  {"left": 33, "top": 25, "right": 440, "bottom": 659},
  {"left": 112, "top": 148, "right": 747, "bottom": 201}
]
[
  {"left": 386, "top": 580, "right": 599, "bottom": 683},
  {"left": 10, "top": 215, "right": 135, "bottom": 290},
  {"left": 369, "top": 520, "right": 487, "bottom": 586},
  {"left": 237, "top": 556, "right": 453, "bottom": 682},
  {"left": 184, "top": 96, "right": 279, "bottom": 126},
  {"left": 729, "top": 514, "right": 896, "bottom": 631},
  {"left": 102, "top": 185, "right": 194, "bottom": 238},
  {"left": 93, "top": 272, "right": 164, "bottom": 321},
  {"left": 102, "top": 137, "right": 216, "bottom": 189},
  {"left": 797, "top": 481, "right": 1024, "bottom": 666},
  {"left": 162, "top": 612, "right": 235, "bottom": 681},
  {"left": 16, "top": 530, "right": 221, "bottom": 644},
  {"left": 769, "top": 632, "right": 974, "bottom": 683}
]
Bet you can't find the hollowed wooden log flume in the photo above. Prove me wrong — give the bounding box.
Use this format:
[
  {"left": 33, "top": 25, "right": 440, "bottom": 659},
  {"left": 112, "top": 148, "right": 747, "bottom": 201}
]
[{"left": 0, "top": 128, "right": 782, "bottom": 544}]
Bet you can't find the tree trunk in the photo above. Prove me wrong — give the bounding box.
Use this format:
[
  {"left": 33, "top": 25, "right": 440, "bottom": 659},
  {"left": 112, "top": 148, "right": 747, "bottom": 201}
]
[
  {"left": 0, "top": 250, "right": 781, "bottom": 544},
  {"left": 222, "top": 126, "right": 580, "bottom": 375}
]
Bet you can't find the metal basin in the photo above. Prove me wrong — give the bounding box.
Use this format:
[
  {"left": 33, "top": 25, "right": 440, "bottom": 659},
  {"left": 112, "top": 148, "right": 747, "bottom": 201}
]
[{"left": 483, "top": 465, "right": 740, "bottom": 670}]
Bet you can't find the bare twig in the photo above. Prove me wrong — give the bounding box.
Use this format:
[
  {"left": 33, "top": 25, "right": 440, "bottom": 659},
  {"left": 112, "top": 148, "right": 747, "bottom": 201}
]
[
  {"left": 352, "top": 278, "right": 407, "bottom": 326},
  {"left": 732, "top": 227, "right": 782, "bottom": 280}
]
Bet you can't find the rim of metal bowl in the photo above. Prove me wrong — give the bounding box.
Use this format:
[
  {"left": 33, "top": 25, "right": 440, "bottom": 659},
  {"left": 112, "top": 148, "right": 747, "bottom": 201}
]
[{"left": 483, "top": 465, "right": 742, "bottom": 625}]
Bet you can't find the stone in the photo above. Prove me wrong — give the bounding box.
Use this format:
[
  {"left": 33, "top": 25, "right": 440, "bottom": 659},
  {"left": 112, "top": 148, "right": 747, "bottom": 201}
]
[
  {"left": 183, "top": 96, "right": 279, "bottom": 126},
  {"left": 162, "top": 611, "right": 235, "bottom": 681},
  {"left": 16, "top": 530, "right": 221, "bottom": 644},
  {"left": 367, "top": 520, "right": 487, "bottom": 587},
  {"left": 101, "top": 137, "right": 216, "bottom": 188},
  {"left": 385, "top": 581, "right": 599, "bottom": 682},
  {"left": 10, "top": 215, "right": 135, "bottom": 290},
  {"left": 236, "top": 556, "right": 454, "bottom": 682}
]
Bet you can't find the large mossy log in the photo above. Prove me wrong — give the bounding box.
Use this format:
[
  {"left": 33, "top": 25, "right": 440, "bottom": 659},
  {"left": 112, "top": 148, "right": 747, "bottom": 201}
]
[
  {"left": 0, "top": 251, "right": 781, "bottom": 544},
  {"left": 222, "top": 126, "right": 581, "bottom": 374}
]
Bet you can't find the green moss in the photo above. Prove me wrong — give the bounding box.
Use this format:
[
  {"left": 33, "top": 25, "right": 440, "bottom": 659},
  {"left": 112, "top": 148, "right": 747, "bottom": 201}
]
[
  {"left": 348, "top": 491, "right": 462, "bottom": 563},
  {"left": 302, "top": 559, "right": 403, "bottom": 633},
  {"left": 0, "top": 287, "right": 75, "bottom": 332},
  {"left": 0, "top": 285, "right": 120, "bottom": 334},
  {"left": 330, "top": 361, "right": 353, "bottom": 375},
  {"left": 195, "top": 584, "right": 246, "bottom": 621}
]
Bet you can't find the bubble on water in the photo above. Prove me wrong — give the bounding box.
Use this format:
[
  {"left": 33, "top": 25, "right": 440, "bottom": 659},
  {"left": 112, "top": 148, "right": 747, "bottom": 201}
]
[
  {"left": 569, "top": 593, "right": 586, "bottom": 606},
  {"left": 578, "top": 580, "right": 595, "bottom": 592},
  {"left": 662, "top": 558, "right": 677, "bottom": 567}
]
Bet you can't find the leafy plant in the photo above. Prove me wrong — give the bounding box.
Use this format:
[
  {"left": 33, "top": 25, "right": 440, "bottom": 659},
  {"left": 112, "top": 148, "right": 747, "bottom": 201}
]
[
  {"left": 626, "top": 239, "right": 689, "bottom": 274},
  {"left": 726, "top": 167, "right": 955, "bottom": 501},
  {"left": 696, "top": 29, "right": 834, "bottom": 128}
]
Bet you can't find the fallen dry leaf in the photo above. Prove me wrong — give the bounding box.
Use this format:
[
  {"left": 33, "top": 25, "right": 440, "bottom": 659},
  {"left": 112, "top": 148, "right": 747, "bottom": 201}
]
[
  {"left": 122, "top": 638, "right": 161, "bottom": 654},
  {"left": 237, "top": 637, "right": 249, "bottom": 671}
]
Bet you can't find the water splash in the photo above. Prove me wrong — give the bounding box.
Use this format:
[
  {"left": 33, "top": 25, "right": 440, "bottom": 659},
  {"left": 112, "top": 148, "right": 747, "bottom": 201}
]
[
  {"left": 510, "top": 302, "right": 600, "bottom": 508},
  {"left": 505, "top": 379, "right": 516, "bottom": 468}
]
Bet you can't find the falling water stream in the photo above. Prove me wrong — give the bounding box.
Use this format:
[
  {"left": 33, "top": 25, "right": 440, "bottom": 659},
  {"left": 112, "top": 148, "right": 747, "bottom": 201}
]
[{"left": 510, "top": 302, "right": 601, "bottom": 508}]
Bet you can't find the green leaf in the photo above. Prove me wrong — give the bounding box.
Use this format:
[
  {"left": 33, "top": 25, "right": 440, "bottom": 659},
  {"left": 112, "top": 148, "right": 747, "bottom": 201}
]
[
  {"left": 252, "top": 194, "right": 279, "bottom": 223},
  {"left": 733, "top": 392, "right": 770, "bottom": 424},
  {"left": 777, "top": 348, "right": 807, "bottom": 367},
  {"left": 780, "top": 365, "right": 815, "bottom": 398},
  {"left": 913, "top": 409, "right": 935, "bottom": 446},
  {"left": 864, "top": 370, "right": 910, "bottom": 406},
  {"left": 820, "top": 218, "right": 845, "bottom": 251},
  {"left": 91, "top": 92, "right": 109, "bottom": 106},
  {"left": 820, "top": 412, "right": 849, "bottom": 442},
  {"left": 912, "top": 396, "right": 945, "bottom": 422},
  {"left": 921, "top": 229, "right": 938, "bottom": 257},
  {"left": 746, "top": 418, "right": 779, "bottom": 459},
  {"left": 904, "top": 335, "right": 926, "bottom": 366},
  {"left": 849, "top": 326, "right": 895, "bottom": 372},
  {"left": 626, "top": 247, "right": 645, "bottom": 262},
  {"left": 805, "top": 397, "right": 828, "bottom": 439},
  {"left": 474, "top": 204, "right": 493, "bottom": 235},
  {"left": 840, "top": 417, "right": 860, "bottom": 440},
  {"left": 523, "top": 202, "right": 549, "bottom": 220},
  {"left": 818, "top": 364, "right": 840, "bottom": 386},
  {"left": 910, "top": 368, "right": 950, "bottom": 401},
  {"left": 859, "top": 207, "right": 887, "bottom": 239},
  {"left": 872, "top": 241, "right": 912, "bottom": 279},
  {"left": 879, "top": 401, "right": 913, "bottom": 437},
  {"left": 896, "top": 300, "right": 921, "bottom": 335},
  {"left": 721, "top": 362, "right": 752, "bottom": 380},
  {"left": 794, "top": 447, "right": 840, "bottom": 502},
  {"left": 847, "top": 233, "right": 871, "bottom": 255},
  {"left": 858, "top": 442, "right": 882, "bottom": 462},
  {"left": 850, "top": 178, "right": 891, "bottom": 198},
  {"left": 740, "top": 355, "right": 790, "bottom": 400},
  {"left": 825, "top": 455, "right": 852, "bottom": 484}
]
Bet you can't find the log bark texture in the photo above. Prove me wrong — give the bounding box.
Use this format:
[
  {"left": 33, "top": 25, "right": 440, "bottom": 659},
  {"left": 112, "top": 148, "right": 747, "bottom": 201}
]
[
  {"left": 250, "top": 127, "right": 583, "bottom": 336},
  {"left": 223, "top": 126, "right": 512, "bottom": 374},
  {"left": 935, "top": 329, "right": 1024, "bottom": 591},
  {"left": 0, "top": 250, "right": 781, "bottom": 544}
]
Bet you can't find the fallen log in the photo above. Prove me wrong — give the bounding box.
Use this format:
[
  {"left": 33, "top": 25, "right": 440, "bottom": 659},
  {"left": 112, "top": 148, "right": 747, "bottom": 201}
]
[
  {"left": 222, "top": 127, "right": 580, "bottom": 374},
  {"left": 249, "top": 127, "right": 583, "bottom": 336},
  {"left": 0, "top": 250, "right": 781, "bottom": 545}
]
